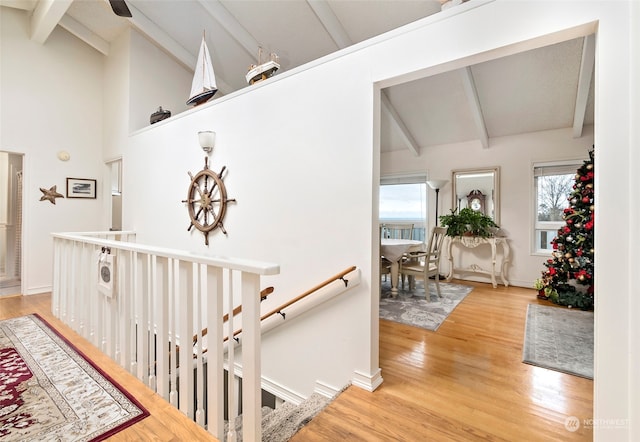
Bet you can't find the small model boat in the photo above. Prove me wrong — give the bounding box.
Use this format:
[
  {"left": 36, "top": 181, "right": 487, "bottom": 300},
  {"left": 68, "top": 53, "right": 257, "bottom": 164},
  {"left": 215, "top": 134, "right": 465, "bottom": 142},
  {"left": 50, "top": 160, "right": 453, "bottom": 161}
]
[
  {"left": 246, "top": 47, "right": 280, "bottom": 85},
  {"left": 187, "top": 34, "right": 217, "bottom": 106},
  {"left": 150, "top": 106, "right": 171, "bottom": 124}
]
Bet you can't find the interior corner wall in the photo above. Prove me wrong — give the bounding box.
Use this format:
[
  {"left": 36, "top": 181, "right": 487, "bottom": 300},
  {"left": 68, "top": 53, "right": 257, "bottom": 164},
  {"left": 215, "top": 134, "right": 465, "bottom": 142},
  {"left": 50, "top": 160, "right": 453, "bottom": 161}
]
[
  {"left": 128, "top": 30, "right": 192, "bottom": 133},
  {"left": 0, "top": 7, "right": 104, "bottom": 294},
  {"left": 381, "top": 126, "right": 594, "bottom": 288},
  {"left": 103, "top": 29, "right": 131, "bottom": 162}
]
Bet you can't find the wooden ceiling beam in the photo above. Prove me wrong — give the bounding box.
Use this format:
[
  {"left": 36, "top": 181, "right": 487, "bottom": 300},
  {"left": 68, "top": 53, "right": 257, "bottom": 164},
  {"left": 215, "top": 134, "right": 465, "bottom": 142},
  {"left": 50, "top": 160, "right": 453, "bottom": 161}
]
[
  {"left": 461, "top": 66, "right": 489, "bottom": 149},
  {"left": 306, "top": 0, "right": 419, "bottom": 155},
  {"left": 307, "top": 0, "right": 351, "bottom": 49},
  {"left": 382, "top": 91, "right": 420, "bottom": 156},
  {"left": 59, "top": 14, "right": 109, "bottom": 55},
  {"left": 573, "top": 34, "right": 595, "bottom": 138},
  {"left": 196, "top": 0, "right": 259, "bottom": 61},
  {"left": 30, "top": 0, "right": 72, "bottom": 44},
  {"left": 127, "top": 2, "right": 233, "bottom": 96}
]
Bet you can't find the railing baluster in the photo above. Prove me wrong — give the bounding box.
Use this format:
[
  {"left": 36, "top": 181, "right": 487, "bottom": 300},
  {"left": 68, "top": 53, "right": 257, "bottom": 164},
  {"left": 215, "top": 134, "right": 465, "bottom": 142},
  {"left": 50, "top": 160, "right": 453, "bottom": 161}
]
[
  {"left": 51, "top": 231, "right": 280, "bottom": 439},
  {"left": 157, "top": 256, "right": 169, "bottom": 400},
  {"left": 179, "top": 261, "right": 195, "bottom": 418},
  {"left": 207, "top": 266, "right": 224, "bottom": 440},
  {"left": 169, "top": 257, "right": 179, "bottom": 408},
  {"left": 195, "top": 263, "right": 206, "bottom": 427},
  {"left": 226, "top": 269, "right": 237, "bottom": 442}
]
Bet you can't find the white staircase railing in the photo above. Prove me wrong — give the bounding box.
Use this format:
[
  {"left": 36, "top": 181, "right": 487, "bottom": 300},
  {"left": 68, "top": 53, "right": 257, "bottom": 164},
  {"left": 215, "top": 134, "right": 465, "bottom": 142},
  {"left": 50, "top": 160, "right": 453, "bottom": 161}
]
[{"left": 51, "top": 231, "right": 279, "bottom": 441}]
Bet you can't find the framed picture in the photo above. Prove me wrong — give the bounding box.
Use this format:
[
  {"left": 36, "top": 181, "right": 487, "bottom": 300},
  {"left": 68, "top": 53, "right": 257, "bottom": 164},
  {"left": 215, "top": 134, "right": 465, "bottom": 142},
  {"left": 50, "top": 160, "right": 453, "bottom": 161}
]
[{"left": 66, "top": 178, "right": 97, "bottom": 199}]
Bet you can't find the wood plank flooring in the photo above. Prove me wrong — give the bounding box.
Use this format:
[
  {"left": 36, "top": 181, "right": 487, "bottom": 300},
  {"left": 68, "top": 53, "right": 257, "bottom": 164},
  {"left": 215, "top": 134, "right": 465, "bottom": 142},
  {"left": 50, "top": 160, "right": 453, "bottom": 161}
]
[
  {"left": 0, "top": 281, "right": 593, "bottom": 441},
  {"left": 292, "top": 281, "right": 593, "bottom": 441},
  {"left": 0, "top": 293, "right": 216, "bottom": 441}
]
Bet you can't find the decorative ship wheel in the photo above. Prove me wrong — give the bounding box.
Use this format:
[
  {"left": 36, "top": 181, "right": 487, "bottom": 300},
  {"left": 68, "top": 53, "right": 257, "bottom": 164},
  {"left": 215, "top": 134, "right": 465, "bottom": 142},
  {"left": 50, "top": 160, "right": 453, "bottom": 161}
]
[{"left": 183, "top": 157, "right": 235, "bottom": 245}]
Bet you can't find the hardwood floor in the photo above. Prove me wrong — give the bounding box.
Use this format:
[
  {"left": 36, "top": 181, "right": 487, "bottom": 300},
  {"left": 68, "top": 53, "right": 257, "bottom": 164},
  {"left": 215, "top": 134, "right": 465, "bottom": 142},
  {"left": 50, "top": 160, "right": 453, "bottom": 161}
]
[
  {"left": 0, "top": 293, "right": 216, "bottom": 441},
  {"left": 0, "top": 281, "right": 593, "bottom": 441},
  {"left": 293, "top": 281, "right": 593, "bottom": 441}
]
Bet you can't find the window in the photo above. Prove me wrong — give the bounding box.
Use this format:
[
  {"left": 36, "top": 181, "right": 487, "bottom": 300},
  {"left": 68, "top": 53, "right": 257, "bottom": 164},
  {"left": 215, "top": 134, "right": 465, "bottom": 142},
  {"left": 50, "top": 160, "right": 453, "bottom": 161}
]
[
  {"left": 533, "top": 161, "right": 582, "bottom": 254},
  {"left": 380, "top": 174, "right": 427, "bottom": 241}
]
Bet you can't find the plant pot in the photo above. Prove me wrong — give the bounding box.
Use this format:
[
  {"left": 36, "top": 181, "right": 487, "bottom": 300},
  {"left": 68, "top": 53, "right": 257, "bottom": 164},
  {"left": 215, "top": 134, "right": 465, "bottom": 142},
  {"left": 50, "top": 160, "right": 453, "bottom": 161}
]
[{"left": 537, "top": 289, "right": 548, "bottom": 300}]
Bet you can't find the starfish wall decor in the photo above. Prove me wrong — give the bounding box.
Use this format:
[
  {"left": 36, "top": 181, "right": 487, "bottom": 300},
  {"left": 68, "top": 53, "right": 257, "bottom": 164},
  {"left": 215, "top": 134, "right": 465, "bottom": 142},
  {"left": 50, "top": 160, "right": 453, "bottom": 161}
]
[{"left": 40, "top": 185, "right": 64, "bottom": 204}]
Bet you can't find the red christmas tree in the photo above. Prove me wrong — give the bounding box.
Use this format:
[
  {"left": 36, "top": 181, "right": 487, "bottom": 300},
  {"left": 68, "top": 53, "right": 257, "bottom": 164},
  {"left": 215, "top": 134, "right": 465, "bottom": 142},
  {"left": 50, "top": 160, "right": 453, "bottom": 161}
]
[{"left": 538, "top": 148, "right": 594, "bottom": 310}]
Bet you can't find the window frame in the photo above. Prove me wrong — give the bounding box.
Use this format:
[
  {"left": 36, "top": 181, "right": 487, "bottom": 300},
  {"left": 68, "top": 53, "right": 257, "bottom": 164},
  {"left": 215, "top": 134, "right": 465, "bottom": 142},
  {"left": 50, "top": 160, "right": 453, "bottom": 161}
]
[
  {"left": 379, "top": 173, "right": 428, "bottom": 242},
  {"left": 532, "top": 159, "right": 583, "bottom": 255}
]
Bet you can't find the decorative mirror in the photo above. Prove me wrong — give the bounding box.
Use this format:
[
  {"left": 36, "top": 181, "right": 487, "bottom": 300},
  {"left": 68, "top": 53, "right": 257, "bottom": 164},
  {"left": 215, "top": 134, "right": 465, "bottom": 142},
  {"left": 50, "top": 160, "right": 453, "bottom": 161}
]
[{"left": 451, "top": 167, "right": 500, "bottom": 224}]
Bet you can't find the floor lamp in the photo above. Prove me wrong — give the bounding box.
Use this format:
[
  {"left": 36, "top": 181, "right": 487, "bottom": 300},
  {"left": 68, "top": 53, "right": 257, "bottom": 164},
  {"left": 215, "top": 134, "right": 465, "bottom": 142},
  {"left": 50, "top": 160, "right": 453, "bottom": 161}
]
[{"left": 427, "top": 179, "right": 449, "bottom": 226}]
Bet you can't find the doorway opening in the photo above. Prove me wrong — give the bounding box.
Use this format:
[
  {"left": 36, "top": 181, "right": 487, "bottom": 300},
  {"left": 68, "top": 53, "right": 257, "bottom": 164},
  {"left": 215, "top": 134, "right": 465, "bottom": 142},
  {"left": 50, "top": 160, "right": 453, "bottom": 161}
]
[{"left": 0, "top": 152, "right": 23, "bottom": 296}]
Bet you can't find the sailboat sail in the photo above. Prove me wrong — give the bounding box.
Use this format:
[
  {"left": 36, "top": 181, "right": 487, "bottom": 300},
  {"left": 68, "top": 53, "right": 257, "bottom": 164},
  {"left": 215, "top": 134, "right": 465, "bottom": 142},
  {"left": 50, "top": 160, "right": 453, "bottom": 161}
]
[{"left": 187, "top": 36, "right": 218, "bottom": 106}]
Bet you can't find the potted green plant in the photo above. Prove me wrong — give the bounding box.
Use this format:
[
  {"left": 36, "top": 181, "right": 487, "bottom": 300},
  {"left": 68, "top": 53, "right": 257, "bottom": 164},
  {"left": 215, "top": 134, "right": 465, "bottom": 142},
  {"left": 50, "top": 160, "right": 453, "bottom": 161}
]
[{"left": 439, "top": 208, "right": 499, "bottom": 238}]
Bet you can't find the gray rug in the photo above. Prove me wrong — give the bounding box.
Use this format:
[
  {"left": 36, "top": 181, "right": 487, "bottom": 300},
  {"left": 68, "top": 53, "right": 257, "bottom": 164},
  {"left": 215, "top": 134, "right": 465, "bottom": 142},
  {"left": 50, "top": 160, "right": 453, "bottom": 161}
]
[
  {"left": 379, "top": 279, "right": 473, "bottom": 331},
  {"left": 522, "top": 304, "right": 594, "bottom": 379}
]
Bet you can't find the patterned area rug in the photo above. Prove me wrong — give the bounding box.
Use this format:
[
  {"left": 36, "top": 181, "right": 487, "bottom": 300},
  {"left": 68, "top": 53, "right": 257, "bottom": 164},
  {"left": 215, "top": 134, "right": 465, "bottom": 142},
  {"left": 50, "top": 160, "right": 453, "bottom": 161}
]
[
  {"left": 0, "top": 314, "right": 149, "bottom": 441},
  {"left": 379, "top": 279, "right": 473, "bottom": 331},
  {"left": 522, "top": 304, "right": 594, "bottom": 379}
]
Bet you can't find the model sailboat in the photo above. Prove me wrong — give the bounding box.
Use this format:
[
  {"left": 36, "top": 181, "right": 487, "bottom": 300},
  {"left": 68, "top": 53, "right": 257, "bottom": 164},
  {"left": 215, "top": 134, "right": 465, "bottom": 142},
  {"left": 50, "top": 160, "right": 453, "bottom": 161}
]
[{"left": 187, "top": 34, "right": 217, "bottom": 106}]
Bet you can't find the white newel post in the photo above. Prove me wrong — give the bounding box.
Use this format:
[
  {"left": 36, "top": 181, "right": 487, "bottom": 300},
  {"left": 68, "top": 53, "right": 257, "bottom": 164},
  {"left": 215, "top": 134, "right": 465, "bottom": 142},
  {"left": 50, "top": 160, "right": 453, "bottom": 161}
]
[{"left": 241, "top": 271, "right": 261, "bottom": 442}]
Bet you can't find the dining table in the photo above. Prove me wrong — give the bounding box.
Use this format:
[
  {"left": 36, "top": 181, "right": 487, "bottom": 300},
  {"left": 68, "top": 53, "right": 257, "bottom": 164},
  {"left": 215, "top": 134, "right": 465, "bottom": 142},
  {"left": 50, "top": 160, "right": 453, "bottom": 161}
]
[{"left": 380, "top": 238, "right": 424, "bottom": 297}]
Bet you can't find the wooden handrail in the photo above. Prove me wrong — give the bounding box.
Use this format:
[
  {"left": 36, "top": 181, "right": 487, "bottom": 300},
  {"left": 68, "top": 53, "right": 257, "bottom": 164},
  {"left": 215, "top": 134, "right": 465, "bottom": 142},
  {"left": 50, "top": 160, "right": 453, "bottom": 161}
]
[
  {"left": 193, "top": 286, "right": 274, "bottom": 345},
  {"left": 194, "top": 266, "right": 356, "bottom": 354},
  {"left": 228, "top": 265, "right": 356, "bottom": 340}
]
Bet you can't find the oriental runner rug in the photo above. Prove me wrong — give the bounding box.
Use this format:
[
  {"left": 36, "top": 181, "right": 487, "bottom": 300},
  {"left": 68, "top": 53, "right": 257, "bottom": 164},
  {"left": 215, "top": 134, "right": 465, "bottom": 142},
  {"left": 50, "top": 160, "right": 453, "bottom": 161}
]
[{"left": 0, "top": 314, "right": 149, "bottom": 441}]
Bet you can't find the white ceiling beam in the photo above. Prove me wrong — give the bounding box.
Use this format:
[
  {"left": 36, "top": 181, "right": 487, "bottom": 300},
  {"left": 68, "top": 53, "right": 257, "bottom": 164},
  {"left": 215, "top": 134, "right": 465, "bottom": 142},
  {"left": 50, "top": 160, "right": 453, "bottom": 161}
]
[
  {"left": 307, "top": 0, "right": 351, "bottom": 49},
  {"left": 460, "top": 67, "right": 489, "bottom": 149},
  {"left": 59, "top": 14, "right": 109, "bottom": 55},
  {"left": 305, "top": 0, "right": 419, "bottom": 155},
  {"left": 573, "top": 34, "right": 595, "bottom": 138},
  {"left": 126, "top": 3, "right": 233, "bottom": 96},
  {"left": 382, "top": 91, "right": 420, "bottom": 156},
  {"left": 0, "top": 0, "right": 36, "bottom": 11},
  {"left": 196, "top": 0, "right": 259, "bottom": 61},
  {"left": 30, "top": 0, "right": 72, "bottom": 44}
]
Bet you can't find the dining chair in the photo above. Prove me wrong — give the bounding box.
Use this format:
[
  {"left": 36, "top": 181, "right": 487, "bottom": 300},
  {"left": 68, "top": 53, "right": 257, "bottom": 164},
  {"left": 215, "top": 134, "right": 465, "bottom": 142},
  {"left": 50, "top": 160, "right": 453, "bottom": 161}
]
[
  {"left": 399, "top": 226, "right": 448, "bottom": 300},
  {"left": 380, "top": 256, "right": 391, "bottom": 282},
  {"left": 381, "top": 223, "right": 414, "bottom": 240}
]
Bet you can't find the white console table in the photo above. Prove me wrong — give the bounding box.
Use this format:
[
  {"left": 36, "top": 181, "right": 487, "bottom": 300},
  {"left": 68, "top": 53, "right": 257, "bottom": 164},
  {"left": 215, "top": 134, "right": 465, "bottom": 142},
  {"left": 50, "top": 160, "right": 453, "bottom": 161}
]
[{"left": 445, "top": 236, "right": 510, "bottom": 288}]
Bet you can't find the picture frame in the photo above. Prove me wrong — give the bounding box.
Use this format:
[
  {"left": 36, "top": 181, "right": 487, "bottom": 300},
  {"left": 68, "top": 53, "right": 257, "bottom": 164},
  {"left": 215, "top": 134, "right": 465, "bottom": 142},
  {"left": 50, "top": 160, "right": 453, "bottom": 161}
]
[{"left": 66, "top": 178, "right": 97, "bottom": 199}]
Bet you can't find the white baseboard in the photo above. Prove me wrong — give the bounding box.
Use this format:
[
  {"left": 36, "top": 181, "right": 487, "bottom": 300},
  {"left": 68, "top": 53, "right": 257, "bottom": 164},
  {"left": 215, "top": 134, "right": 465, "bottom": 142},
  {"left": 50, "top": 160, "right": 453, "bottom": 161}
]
[
  {"left": 314, "top": 379, "right": 349, "bottom": 399},
  {"left": 25, "top": 285, "right": 52, "bottom": 295},
  {"left": 352, "top": 368, "right": 383, "bottom": 392},
  {"left": 259, "top": 375, "right": 306, "bottom": 406}
]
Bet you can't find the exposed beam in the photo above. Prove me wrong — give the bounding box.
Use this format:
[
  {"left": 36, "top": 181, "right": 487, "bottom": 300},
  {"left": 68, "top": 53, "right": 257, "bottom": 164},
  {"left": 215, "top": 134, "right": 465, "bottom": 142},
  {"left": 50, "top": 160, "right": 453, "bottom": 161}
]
[
  {"left": 0, "top": 0, "right": 36, "bottom": 11},
  {"left": 196, "top": 0, "right": 259, "bottom": 61},
  {"left": 460, "top": 67, "right": 489, "bottom": 149},
  {"left": 307, "top": 0, "right": 351, "bottom": 49},
  {"left": 30, "top": 0, "right": 72, "bottom": 44},
  {"left": 573, "top": 34, "right": 595, "bottom": 138},
  {"left": 304, "top": 0, "right": 418, "bottom": 155},
  {"left": 381, "top": 91, "right": 420, "bottom": 156},
  {"left": 126, "top": 3, "right": 233, "bottom": 95},
  {"left": 59, "top": 14, "right": 109, "bottom": 55}
]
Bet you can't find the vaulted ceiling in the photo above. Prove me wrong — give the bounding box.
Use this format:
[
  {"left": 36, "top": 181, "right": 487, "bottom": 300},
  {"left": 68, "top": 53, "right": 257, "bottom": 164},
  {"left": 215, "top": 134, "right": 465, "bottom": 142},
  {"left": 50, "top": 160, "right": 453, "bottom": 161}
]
[{"left": 2, "top": 0, "right": 594, "bottom": 154}]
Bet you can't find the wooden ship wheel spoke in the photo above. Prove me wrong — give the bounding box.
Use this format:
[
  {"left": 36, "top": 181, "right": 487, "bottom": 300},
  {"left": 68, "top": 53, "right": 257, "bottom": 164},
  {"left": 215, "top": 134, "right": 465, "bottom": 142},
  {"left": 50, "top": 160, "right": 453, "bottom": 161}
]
[{"left": 183, "top": 157, "right": 235, "bottom": 245}]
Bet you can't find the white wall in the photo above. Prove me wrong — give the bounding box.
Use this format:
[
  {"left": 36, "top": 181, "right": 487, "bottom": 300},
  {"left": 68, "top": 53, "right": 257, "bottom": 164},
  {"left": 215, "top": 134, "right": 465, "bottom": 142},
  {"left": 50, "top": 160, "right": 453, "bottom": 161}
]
[
  {"left": 0, "top": 8, "right": 104, "bottom": 294},
  {"left": 382, "top": 126, "right": 594, "bottom": 287},
  {"left": 122, "top": 1, "right": 637, "bottom": 438},
  {"left": 128, "top": 30, "right": 192, "bottom": 133},
  {"left": 1, "top": 1, "right": 638, "bottom": 438}
]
